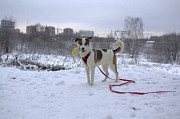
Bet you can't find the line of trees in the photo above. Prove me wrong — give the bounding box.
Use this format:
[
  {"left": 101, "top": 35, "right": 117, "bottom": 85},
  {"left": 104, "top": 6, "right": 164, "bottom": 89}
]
[
  {"left": 0, "top": 29, "right": 113, "bottom": 56},
  {"left": 147, "top": 33, "right": 180, "bottom": 63},
  {"left": 0, "top": 16, "right": 180, "bottom": 64}
]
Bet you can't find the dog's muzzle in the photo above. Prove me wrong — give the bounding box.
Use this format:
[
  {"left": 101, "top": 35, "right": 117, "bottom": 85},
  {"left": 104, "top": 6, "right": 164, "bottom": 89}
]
[{"left": 80, "top": 47, "right": 86, "bottom": 52}]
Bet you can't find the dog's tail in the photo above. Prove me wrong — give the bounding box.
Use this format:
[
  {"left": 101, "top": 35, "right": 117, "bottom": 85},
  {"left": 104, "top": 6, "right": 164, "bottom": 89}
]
[{"left": 113, "top": 40, "right": 124, "bottom": 54}]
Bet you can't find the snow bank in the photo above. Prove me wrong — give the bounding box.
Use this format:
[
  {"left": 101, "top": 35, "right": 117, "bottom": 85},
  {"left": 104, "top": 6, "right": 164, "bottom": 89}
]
[{"left": 0, "top": 54, "right": 81, "bottom": 70}]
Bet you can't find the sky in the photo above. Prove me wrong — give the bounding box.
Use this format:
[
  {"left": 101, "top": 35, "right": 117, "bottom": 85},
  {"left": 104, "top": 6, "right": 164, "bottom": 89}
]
[{"left": 0, "top": 0, "right": 180, "bottom": 37}]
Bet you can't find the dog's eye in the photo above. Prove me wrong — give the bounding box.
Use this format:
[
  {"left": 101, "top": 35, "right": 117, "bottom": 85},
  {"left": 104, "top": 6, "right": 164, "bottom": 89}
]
[
  {"left": 85, "top": 43, "right": 89, "bottom": 46},
  {"left": 79, "top": 43, "right": 82, "bottom": 46}
]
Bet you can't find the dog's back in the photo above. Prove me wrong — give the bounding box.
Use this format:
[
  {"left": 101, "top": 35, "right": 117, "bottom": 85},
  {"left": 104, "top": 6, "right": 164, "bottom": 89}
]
[
  {"left": 93, "top": 40, "right": 124, "bottom": 66},
  {"left": 93, "top": 49, "right": 114, "bottom": 66}
]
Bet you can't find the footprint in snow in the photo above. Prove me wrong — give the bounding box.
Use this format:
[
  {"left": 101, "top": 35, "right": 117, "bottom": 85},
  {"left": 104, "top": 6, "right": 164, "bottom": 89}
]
[
  {"left": 75, "top": 69, "right": 81, "bottom": 74},
  {"left": 51, "top": 93, "right": 55, "bottom": 97},
  {"left": 55, "top": 80, "right": 65, "bottom": 86},
  {"left": 130, "top": 112, "right": 136, "bottom": 117},
  {"left": 88, "top": 91, "right": 94, "bottom": 96},
  {"left": 105, "top": 114, "right": 113, "bottom": 119}
]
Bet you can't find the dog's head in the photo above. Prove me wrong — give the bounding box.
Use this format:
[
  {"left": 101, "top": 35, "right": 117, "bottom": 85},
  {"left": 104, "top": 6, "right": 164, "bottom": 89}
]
[{"left": 75, "top": 37, "right": 92, "bottom": 53}]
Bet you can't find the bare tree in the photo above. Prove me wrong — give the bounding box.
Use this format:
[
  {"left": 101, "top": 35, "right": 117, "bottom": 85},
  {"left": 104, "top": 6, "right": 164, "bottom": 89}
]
[{"left": 124, "top": 16, "right": 143, "bottom": 58}]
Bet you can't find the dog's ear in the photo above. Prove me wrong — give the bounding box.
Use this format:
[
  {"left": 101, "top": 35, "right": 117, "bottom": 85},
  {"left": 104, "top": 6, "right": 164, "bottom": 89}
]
[
  {"left": 75, "top": 38, "right": 81, "bottom": 42},
  {"left": 86, "top": 37, "right": 92, "bottom": 41}
]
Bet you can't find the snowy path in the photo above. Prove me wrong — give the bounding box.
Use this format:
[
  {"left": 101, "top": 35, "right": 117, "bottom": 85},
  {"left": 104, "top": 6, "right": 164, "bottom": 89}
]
[{"left": 0, "top": 66, "right": 180, "bottom": 119}]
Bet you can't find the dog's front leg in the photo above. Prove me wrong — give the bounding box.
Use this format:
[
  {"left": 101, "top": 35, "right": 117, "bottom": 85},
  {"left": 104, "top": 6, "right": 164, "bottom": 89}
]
[
  {"left": 90, "top": 66, "right": 95, "bottom": 86},
  {"left": 85, "top": 67, "right": 90, "bottom": 85}
]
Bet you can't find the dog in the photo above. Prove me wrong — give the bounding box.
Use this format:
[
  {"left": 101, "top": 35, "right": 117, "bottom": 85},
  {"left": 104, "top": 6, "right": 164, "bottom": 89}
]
[{"left": 75, "top": 37, "right": 124, "bottom": 86}]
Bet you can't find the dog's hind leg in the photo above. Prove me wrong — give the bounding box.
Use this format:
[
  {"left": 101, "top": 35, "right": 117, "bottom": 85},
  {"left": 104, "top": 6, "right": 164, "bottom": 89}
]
[
  {"left": 109, "top": 64, "right": 119, "bottom": 82},
  {"left": 101, "top": 64, "right": 109, "bottom": 82},
  {"left": 85, "top": 67, "right": 90, "bottom": 85}
]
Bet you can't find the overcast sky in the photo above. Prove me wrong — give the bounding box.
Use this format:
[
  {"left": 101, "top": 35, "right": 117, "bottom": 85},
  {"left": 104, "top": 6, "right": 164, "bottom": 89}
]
[{"left": 0, "top": 0, "right": 180, "bottom": 36}]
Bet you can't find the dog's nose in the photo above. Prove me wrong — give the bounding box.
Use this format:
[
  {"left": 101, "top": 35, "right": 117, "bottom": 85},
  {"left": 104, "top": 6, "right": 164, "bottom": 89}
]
[{"left": 81, "top": 47, "right": 85, "bottom": 51}]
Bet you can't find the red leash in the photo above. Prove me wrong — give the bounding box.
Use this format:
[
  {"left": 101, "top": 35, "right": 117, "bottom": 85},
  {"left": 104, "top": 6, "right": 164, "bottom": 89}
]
[{"left": 98, "top": 67, "right": 175, "bottom": 95}]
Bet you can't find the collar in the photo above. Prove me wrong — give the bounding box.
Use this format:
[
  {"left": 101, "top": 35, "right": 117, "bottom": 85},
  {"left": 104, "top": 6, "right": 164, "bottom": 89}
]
[{"left": 82, "top": 52, "right": 91, "bottom": 65}]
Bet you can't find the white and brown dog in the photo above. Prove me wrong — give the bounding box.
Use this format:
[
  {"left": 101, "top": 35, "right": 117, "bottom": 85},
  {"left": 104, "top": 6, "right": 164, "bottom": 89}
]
[{"left": 75, "top": 37, "right": 124, "bottom": 86}]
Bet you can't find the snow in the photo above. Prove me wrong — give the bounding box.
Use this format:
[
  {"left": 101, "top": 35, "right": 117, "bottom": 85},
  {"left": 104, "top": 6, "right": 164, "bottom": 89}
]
[
  {"left": 0, "top": 59, "right": 180, "bottom": 119},
  {"left": 0, "top": 54, "right": 81, "bottom": 70}
]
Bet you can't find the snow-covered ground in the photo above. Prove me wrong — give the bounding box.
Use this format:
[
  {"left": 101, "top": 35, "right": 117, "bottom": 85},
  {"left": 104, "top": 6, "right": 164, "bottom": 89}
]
[{"left": 0, "top": 60, "right": 180, "bottom": 119}]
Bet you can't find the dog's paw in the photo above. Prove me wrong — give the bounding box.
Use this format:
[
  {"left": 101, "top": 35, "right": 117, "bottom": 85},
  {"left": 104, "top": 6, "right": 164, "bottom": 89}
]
[
  {"left": 90, "top": 83, "right": 94, "bottom": 86},
  {"left": 114, "top": 80, "right": 118, "bottom": 82},
  {"left": 101, "top": 79, "right": 106, "bottom": 82},
  {"left": 87, "top": 81, "right": 90, "bottom": 85}
]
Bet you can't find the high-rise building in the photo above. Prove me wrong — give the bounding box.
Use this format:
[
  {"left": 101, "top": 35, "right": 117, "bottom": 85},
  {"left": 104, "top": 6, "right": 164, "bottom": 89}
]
[
  {"left": 79, "top": 30, "right": 94, "bottom": 37},
  {"left": 63, "top": 28, "right": 73, "bottom": 36},
  {"left": 35, "top": 23, "right": 45, "bottom": 32},
  {"left": 26, "top": 26, "right": 35, "bottom": 35},
  {"left": 1, "top": 20, "right": 15, "bottom": 31},
  {"left": 26, "top": 23, "right": 45, "bottom": 35},
  {"left": 45, "top": 26, "right": 55, "bottom": 37}
]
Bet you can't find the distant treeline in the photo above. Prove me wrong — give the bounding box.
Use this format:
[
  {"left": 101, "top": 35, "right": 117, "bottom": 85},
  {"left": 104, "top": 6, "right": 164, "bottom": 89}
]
[
  {"left": 0, "top": 29, "right": 115, "bottom": 55},
  {"left": 0, "top": 29, "right": 180, "bottom": 64}
]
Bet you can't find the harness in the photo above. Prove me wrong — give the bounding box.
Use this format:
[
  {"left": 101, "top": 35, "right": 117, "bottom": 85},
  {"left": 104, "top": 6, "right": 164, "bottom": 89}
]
[
  {"left": 82, "top": 50, "right": 100, "bottom": 66},
  {"left": 82, "top": 52, "right": 91, "bottom": 65}
]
